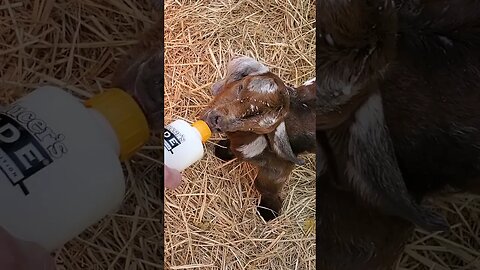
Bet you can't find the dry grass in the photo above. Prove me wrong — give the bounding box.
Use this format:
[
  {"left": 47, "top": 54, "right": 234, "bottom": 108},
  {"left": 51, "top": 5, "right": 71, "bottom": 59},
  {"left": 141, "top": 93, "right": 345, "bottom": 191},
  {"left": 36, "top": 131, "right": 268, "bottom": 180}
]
[
  {"left": 0, "top": 0, "right": 161, "bottom": 269},
  {"left": 398, "top": 195, "right": 480, "bottom": 270},
  {"left": 164, "top": 0, "right": 316, "bottom": 269}
]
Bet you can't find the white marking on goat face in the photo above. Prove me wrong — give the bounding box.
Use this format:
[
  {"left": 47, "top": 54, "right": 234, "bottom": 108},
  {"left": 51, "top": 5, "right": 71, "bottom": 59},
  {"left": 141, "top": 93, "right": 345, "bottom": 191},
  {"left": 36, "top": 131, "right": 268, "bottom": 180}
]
[
  {"left": 350, "top": 94, "right": 383, "bottom": 137},
  {"left": 303, "top": 77, "right": 316, "bottom": 86},
  {"left": 325, "top": 33, "right": 335, "bottom": 46},
  {"left": 259, "top": 115, "right": 278, "bottom": 127},
  {"left": 342, "top": 83, "right": 353, "bottom": 95},
  {"left": 319, "top": 76, "right": 358, "bottom": 107},
  {"left": 248, "top": 77, "right": 278, "bottom": 94},
  {"left": 237, "top": 136, "right": 267, "bottom": 158}
]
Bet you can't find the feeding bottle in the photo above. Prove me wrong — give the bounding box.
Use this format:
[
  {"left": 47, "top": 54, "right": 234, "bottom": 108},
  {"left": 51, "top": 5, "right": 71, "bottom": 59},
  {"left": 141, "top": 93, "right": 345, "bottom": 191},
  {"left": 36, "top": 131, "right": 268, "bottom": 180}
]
[
  {"left": 164, "top": 119, "right": 211, "bottom": 172},
  {"left": 0, "top": 85, "right": 150, "bottom": 252}
]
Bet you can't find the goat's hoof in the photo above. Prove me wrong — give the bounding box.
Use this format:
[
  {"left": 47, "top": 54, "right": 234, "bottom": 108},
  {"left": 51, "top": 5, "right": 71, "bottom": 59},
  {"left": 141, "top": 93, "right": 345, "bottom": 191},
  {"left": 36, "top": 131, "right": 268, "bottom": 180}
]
[
  {"left": 214, "top": 139, "right": 235, "bottom": 161},
  {"left": 257, "top": 205, "right": 279, "bottom": 221},
  {"left": 416, "top": 208, "right": 450, "bottom": 233}
]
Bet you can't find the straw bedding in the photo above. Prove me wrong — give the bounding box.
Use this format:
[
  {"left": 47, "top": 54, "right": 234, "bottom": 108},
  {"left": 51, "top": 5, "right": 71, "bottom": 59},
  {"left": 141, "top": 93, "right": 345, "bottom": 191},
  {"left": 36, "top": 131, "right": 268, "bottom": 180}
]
[
  {"left": 166, "top": 1, "right": 480, "bottom": 269},
  {"left": 0, "top": 0, "right": 161, "bottom": 269},
  {"left": 164, "top": 0, "right": 316, "bottom": 269},
  {"left": 1, "top": 0, "right": 479, "bottom": 269}
]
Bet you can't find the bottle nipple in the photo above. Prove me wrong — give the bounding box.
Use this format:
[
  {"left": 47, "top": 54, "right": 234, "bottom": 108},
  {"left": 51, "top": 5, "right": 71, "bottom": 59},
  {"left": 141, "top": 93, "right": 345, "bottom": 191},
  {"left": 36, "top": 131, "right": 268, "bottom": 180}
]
[{"left": 192, "top": 120, "right": 211, "bottom": 143}]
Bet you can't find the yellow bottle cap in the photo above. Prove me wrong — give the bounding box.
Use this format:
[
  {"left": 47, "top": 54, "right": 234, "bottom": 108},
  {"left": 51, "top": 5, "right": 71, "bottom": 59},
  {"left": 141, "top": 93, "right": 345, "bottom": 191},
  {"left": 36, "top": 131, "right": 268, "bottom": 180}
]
[
  {"left": 192, "top": 120, "right": 211, "bottom": 143},
  {"left": 84, "top": 88, "right": 150, "bottom": 161}
]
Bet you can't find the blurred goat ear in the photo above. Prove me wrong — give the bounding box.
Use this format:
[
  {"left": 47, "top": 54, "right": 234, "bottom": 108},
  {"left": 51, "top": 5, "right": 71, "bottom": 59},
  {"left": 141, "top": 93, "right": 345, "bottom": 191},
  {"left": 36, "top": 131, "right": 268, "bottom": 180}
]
[
  {"left": 211, "top": 79, "right": 226, "bottom": 96},
  {"left": 347, "top": 93, "right": 449, "bottom": 232},
  {"left": 133, "top": 52, "right": 163, "bottom": 132},
  {"left": 211, "top": 56, "right": 269, "bottom": 96},
  {"left": 112, "top": 47, "right": 163, "bottom": 133}
]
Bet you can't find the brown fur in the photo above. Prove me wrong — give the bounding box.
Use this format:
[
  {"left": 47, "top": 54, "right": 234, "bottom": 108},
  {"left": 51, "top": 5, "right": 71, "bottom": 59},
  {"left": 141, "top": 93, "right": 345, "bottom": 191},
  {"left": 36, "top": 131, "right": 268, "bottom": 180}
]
[
  {"left": 111, "top": 19, "right": 163, "bottom": 133},
  {"left": 317, "top": 0, "right": 480, "bottom": 269},
  {"left": 201, "top": 56, "right": 316, "bottom": 220}
]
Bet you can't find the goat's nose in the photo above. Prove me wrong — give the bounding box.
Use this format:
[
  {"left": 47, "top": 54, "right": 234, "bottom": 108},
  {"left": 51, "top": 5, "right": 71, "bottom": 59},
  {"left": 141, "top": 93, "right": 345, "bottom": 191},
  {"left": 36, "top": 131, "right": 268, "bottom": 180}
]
[{"left": 203, "top": 110, "right": 222, "bottom": 131}]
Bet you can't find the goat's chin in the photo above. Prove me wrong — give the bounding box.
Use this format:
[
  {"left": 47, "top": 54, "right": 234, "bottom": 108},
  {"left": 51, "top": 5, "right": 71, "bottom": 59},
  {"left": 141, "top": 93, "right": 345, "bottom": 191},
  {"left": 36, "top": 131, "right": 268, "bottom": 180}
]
[{"left": 216, "top": 119, "right": 244, "bottom": 133}]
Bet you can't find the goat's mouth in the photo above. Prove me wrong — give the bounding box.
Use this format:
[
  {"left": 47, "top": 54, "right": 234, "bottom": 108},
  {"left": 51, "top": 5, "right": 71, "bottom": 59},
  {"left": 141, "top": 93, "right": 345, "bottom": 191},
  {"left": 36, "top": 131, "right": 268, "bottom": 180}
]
[
  {"left": 201, "top": 109, "right": 264, "bottom": 134},
  {"left": 210, "top": 126, "right": 223, "bottom": 133},
  {"left": 200, "top": 109, "right": 225, "bottom": 133},
  {"left": 206, "top": 120, "right": 238, "bottom": 134}
]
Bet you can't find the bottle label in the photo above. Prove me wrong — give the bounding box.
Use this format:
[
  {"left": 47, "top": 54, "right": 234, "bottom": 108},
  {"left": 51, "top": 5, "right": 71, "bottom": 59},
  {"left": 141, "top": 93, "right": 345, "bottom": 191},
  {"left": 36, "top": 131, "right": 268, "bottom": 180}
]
[
  {"left": 0, "top": 104, "right": 68, "bottom": 196},
  {"left": 164, "top": 126, "right": 185, "bottom": 154}
]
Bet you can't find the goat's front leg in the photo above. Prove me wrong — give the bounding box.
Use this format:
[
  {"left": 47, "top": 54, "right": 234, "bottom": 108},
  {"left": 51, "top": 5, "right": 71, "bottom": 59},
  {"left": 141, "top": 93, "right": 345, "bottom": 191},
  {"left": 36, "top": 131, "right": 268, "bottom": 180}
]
[{"left": 252, "top": 157, "right": 294, "bottom": 221}]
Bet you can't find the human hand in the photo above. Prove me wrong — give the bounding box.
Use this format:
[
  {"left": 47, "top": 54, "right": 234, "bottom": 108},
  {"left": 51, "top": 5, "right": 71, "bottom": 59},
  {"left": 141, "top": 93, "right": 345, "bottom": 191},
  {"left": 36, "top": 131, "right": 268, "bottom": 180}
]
[
  {"left": 0, "top": 226, "right": 56, "bottom": 270},
  {"left": 164, "top": 165, "right": 182, "bottom": 189}
]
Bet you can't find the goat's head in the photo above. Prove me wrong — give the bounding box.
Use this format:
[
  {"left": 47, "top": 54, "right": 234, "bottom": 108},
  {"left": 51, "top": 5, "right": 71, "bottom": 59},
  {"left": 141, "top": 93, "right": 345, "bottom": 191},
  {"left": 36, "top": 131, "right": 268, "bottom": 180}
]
[
  {"left": 112, "top": 20, "right": 163, "bottom": 133},
  {"left": 201, "top": 56, "right": 305, "bottom": 165},
  {"left": 201, "top": 56, "right": 291, "bottom": 134}
]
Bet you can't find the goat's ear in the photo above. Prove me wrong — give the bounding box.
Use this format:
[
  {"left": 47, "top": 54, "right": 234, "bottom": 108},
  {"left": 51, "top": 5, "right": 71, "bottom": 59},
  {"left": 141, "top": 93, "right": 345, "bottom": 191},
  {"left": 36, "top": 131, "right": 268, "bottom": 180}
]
[
  {"left": 246, "top": 76, "right": 278, "bottom": 94},
  {"left": 267, "top": 122, "right": 304, "bottom": 165},
  {"left": 347, "top": 93, "right": 449, "bottom": 232},
  {"left": 211, "top": 56, "right": 269, "bottom": 96},
  {"left": 211, "top": 79, "right": 225, "bottom": 96},
  {"left": 112, "top": 48, "right": 163, "bottom": 133}
]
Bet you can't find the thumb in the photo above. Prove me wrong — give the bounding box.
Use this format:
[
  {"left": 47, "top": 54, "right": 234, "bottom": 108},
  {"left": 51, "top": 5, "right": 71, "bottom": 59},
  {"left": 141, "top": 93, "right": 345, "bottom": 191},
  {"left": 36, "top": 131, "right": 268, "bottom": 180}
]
[
  {"left": 0, "top": 226, "right": 56, "bottom": 270},
  {"left": 164, "top": 166, "right": 182, "bottom": 189}
]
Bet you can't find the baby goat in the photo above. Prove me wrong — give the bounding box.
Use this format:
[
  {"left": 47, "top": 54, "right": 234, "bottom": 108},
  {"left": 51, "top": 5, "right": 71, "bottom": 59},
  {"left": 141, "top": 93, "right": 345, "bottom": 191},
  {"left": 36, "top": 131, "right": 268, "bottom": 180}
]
[
  {"left": 317, "top": 0, "right": 480, "bottom": 269},
  {"left": 200, "top": 56, "right": 316, "bottom": 221}
]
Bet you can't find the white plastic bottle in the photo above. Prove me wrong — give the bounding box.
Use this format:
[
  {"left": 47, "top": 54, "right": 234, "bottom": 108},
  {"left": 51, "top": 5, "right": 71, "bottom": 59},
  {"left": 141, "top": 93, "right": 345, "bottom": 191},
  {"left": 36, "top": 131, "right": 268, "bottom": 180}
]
[
  {"left": 164, "top": 119, "right": 211, "bottom": 171},
  {"left": 0, "top": 85, "right": 149, "bottom": 251}
]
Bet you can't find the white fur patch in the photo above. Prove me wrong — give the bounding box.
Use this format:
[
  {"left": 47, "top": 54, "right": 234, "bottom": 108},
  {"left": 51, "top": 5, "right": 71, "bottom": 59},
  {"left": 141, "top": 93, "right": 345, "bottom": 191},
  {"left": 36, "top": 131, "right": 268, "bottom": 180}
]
[
  {"left": 237, "top": 136, "right": 267, "bottom": 158},
  {"left": 229, "top": 56, "right": 269, "bottom": 76},
  {"left": 349, "top": 94, "right": 383, "bottom": 137},
  {"left": 325, "top": 33, "right": 335, "bottom": 46},
  {"left": 273, "top": 122, "right": 287, "bottom": 155},
  {"left": 248, "top": 77, "right": 278, "bottom": 94},
  {"left": 318, "top": 76, "right": 358, "bottom": 109},
  {"left": 342, "top": 83, "right": 353, "bottom": 95},
  {"left": 346, "top": 93, "right": 385, "bottom": 201},
  {"left": 303, "top": 77, "right": 316, "bottom": 86},
  {"left": 259, "top": 115, "right": 277, "bottom": 127}
]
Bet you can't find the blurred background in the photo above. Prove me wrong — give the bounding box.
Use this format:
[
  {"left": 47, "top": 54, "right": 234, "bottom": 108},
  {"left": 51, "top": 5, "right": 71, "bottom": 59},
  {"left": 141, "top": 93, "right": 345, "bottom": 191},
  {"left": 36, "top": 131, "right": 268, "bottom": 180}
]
[{"left": 0, "top": 0, "right": 161, "bottom": 269}]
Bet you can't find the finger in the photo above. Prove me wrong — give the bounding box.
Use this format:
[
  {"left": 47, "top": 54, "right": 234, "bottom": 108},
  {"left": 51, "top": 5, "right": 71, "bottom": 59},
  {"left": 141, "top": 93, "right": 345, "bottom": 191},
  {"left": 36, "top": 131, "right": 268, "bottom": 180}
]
[
  {"left": 0, "top": 227, "right": 56, "bottom": 270},
  {"left": 164, "top": 166, "right": 182, "bottom": 189},
  {"left": 16, "top": 239, "right": 56, "bottom": 270}
]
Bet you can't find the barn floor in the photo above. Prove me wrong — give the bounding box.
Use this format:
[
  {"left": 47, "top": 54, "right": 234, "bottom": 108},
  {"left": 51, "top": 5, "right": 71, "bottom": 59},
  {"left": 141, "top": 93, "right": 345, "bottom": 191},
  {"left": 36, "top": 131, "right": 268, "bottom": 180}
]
[
  {"left": 1, "top": 0, "right": 479, "bottom": 269},
  {"left": 1, "top": 1, "right": 161, "bottom": 269}
]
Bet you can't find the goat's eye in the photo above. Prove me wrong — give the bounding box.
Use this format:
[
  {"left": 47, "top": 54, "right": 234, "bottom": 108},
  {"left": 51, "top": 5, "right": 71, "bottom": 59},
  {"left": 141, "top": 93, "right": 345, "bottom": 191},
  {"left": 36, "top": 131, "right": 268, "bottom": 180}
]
[
  {"left": 236, "top": 84, "right": 244, "bottom": 94},
  {"left": 243, "top": 108, "right": 263, "bottom": 119}
]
